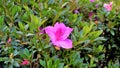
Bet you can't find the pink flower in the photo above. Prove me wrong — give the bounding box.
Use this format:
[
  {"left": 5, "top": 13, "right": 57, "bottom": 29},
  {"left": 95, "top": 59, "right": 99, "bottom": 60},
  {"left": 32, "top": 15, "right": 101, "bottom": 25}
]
[
  {"left": 103, "top": 2, "right": 113, "bottom": 11},
  {"left": 90, "top": 0, "right": 95, "bottom": 2},
  {"left": 95, "top": 4, "right": 99, "bottom": 8},
  {"left": 73, "top": 9, "right": 79, "bottom": 14},
  {"left": 45, "top": 22, "right": 73, "bottom": 49},
  {"left": 89, "top": 12, "right": 93, "bottom": 20},
  {"left": 7, "top": 37, "right": 12, "bottom": 43},
  {"left": 22, "top": 59, "right": 29, "bottom": 65},
  {"left": 38, "top": 27, "right": 45, "bottom": 34}
]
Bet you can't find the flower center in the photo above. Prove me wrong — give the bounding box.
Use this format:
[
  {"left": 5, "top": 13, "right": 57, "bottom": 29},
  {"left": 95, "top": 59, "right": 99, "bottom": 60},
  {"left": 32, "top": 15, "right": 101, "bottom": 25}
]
[{"left": 55, "top": 28, "right": 64, "bottom": 41}]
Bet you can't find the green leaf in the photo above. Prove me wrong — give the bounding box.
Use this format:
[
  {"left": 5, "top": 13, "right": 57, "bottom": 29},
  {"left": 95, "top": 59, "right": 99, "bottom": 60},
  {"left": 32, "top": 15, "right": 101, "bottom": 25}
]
[
  {"left": 18, "top": 22, "right": 25, "bottom": 31},
  {"left": 110, "top": 30, "right": 115, "bottom": 36},
  {"left": 88, "top": 30, "right": 103, "bottom": 40},
  {"left": 23, "top": 5, "right": 29, "bottom": 11},
  {"left": 41, "top": 19, "right": 48, "bottom": 26},
  {"left": 24, "top": 48, "right": 30, "bottom": 57},
  {"left": 64, "top": 65, "right": 69, "bottom": 68},
  {"left": 94, "top": 37, "right": 106, "bottom": 41},
  {"left": 69, "top": 51, "right": 80, "bottom": 66},
  {"left": 54, "top": 59, "right": 60, "bottom": 68},
  {"left": 31, "top": 14, "right": 39, "bottom": 25},
  {"left": 12, "top": 5, "right": 21, "bottom": 17},
  {"left": 98, "top": 45, "right": 104, "bottom": 52},
  {"left": 83, "top": 25, "right": 90, "bottom": 35},
  {"left": 0, "top": 16, "right": 4, "bottom": 25},
  {"left": 40, "top": 59, "right": 46, "bottom": 68},
  {"left": 13, "top": 61, "right": 20, "bottom": 67},
  {"left": 74, "top": 26, "right": 79, "bottom": 37},
  {"left": 13, "top": 50, "right": 19, "bottom": 56},
  {"left": 0, "top": 57, "right": 7, "bottom": 61},
  {"left": 48, "top": 0, "right": 55, "bottom": 4},
  {"left": 73, "top": 14, "right": 77, "bottom": 22},
  {"left": 9, "top": 64, "right": 13, "bottom": 68},
  {"left": 30, "top": 1, "right": 39, "bottom": 8},
  {"left": 19, "top": 48, "right": 30, "bottom": 59},
  {"left": 0, "top": 16, "right": 4, "bottom": 30},
  {"left": 19, "top": 53, "right": 26, "bottom": 58},
  {"left": 47, "top": 59, "right": 52, "bottom": 68},
  {"left": 58, "top": 63, "right": 64, "bottom": 68},
  {"left": 83, "top": 23, "right": 94, "bottom": 36}
]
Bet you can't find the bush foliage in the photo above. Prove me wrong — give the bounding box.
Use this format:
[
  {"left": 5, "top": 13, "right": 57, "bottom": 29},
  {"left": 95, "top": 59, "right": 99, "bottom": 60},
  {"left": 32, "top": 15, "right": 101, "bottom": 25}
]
[{"left": 0, "top": 0, "right": 120, "bottom": 68}]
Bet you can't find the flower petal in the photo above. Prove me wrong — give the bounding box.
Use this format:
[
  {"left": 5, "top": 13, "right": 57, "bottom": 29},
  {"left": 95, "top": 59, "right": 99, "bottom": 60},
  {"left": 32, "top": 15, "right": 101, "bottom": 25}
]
[
  {"left": 45, "top": 26, "right": 56, "bottom": 42},
  {"left": 103, "top": 4, "right": 107, "bottom": 8},
  {"left": 103, "top": 2, "right": 113, "bottom": 11},
  {"left": 58, "top": 39, "right": 72, "bottom": 49},
  {"left": 110, "top": 2, "right": 113, "bottom": 6},
  {"left": 54, "top": 22, "right": 73, "bottom": 40},
  {"left": 54, "top": 22, "right": 66, "bottom": 32},
  {"left": 62, "top": 27, "right": 73, "bottom": 40},
  {"left": 54, "top": 22, "right": 66, "bottom": 28}
]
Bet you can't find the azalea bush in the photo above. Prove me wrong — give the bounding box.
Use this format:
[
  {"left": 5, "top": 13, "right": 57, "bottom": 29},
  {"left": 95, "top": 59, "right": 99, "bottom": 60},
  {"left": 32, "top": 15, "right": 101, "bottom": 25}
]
[{"left": 0, "top": 0, "right": 120, "bottom": 68}]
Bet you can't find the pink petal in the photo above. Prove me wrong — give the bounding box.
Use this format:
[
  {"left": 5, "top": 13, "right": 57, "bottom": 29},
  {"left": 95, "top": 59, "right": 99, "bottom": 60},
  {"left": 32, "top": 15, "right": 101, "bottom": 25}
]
[
  {"left": 44, "top": 22, "right": 73, "bottom": 49},
  {"left": 54, "top": 22, "right": 65, "bottom": 27},
  {"left": 58, "top": 39, "right": 72, "bottom": 49},
  {"left": 90, "top": 0, "right": 95, "bottom": 2},
  {"left": 73, "top": 9, "right": 79, "bottom": 14},
  {"left": 54, "top": 22, "right": 73, "bottom": 40},
  {"left": 61, "top": 27, "right": 73, "bottom": 40},
  {"left": 110, "top": 2, "right": 113, "bottom": 6},
  {"left": 45, "top": 26, "right": 56, "bottom": 42},
  {"left": 103, "top": 4, "right": 107, "bottom": 8},
  {"left": 54, "top": 22, "right": 66, "bottom": 32},
  {"left": 103, "top": 2, "right": 113, "bottom": 11},
  {"left": 22, "top": 59, "right": 29, "bottom": 65},
  {"left": 39, "top": 28, "right": 45, "bottom": 34}
]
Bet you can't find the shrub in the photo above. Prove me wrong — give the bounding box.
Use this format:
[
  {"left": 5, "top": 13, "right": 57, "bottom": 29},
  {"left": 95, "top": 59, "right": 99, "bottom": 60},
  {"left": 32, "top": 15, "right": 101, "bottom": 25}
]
[{"left": 0, "top": 0, "right": 120, "bottom": 68}]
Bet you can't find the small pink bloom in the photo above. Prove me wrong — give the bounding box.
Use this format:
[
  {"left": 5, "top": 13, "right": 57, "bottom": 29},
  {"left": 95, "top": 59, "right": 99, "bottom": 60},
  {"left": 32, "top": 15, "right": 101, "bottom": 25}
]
[
  {"left": 90, "top": 0, "right": 95, "bottom": 2},
  {"left": 103, "top": 2, "right": 113, "bottom": 11},
  {"left": 73, "top": 9, "right": 79, "bottom": 14},
  {"left": 7, "top": 37, "right": 12, "bottom": 43},
  {"left": 22, "top": 59, "right": 29, "bottom": 65},
  {"left": 95, "top": 4, "right": 99, "bottom": 8},
  {"left": 39, "top": 27, "right": 45, "bottom": 34},
  {"left": 89, "top": 12, "right": 93, "bottom": 20},
  {"left": 45, "top": 22, "right": 73, "bottom": 49}
]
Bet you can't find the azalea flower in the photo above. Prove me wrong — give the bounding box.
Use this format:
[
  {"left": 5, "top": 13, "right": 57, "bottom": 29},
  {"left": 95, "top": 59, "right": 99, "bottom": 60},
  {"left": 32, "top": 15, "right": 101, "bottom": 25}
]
[
  {"left": 7, "top": 37, "right": 12, "bottom": 43},
  {"left": 90, "top": 0, "right": 95, "bottom": 2},
  {"left": 103, "top": 2, "right": 113, "bottom": 11},
  {"left": 95, "top": 4, "right": 99, "bottom": 8},
  {"left": 45, "top": 22, "right": 73, "bottom": 49},
  {"left": 39, "top": 27, "right": 45, "bottom": 34},
  {"left": 73, "top": 9, "right": 79, "bottom": 14},
  {"left": 22, "top": 59, "right": 29, "bottom": 65},
  {"left": 89, "top": 12, "right": 93, "bottom": 20}
]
